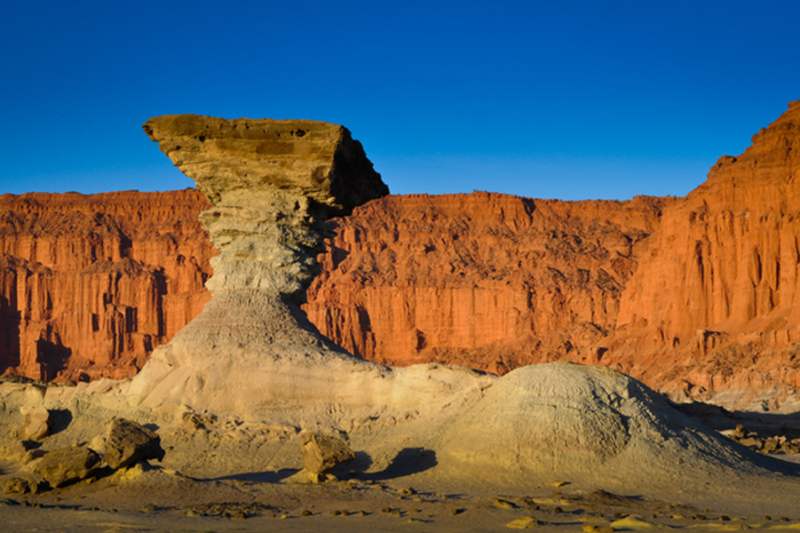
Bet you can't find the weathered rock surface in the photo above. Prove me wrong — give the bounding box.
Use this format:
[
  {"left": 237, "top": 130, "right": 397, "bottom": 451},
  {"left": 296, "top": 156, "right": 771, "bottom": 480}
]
[
  {"left": 304, "top": 192, "right": 668, "bottom": 374},
  {"left": 34, "top": 445, "right": 101, "bottom": 488},
  {"left": 104, "top": 417, "right": 165, "bottom": 469},
  {"left": 19, "top": 405, "right": 50, "bottom": 440},
  {"left": 0, "top": 190, "right": 214, "bottom": 382},
  {"left": 306, "top": 100, "right": 800, "bottom": 408},
  {"left": 300, "top": 432, "right": 355, "bottom": 475},
  {"left": 604, "top": 100, "right": 800, "bottom": 406}
]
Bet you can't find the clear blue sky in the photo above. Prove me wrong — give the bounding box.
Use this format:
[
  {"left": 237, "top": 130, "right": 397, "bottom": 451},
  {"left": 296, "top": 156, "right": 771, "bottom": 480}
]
[{"left": 1, "top": 1, "right": 799, "bottom": 201}]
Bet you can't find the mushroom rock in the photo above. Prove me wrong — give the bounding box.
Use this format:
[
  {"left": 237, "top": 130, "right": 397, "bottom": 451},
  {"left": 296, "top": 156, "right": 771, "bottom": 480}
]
[{"left": 128, "top": 115, "right": 487, "bottom": 415}]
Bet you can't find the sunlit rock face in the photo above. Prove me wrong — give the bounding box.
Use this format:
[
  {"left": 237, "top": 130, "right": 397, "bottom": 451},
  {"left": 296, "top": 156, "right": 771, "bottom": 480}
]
[
  {"left": 608, "top": 100, "right": 800, "bottom": 405},
  {"left": 0, "top": 190, "right": 214, "bottom": 382}
]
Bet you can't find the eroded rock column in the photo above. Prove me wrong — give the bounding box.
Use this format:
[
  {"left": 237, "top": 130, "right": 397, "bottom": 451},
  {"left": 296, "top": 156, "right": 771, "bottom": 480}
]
[
  {"left": 129, "top": 115, "right": 392, "bottom": 412},
  {"left": 142, "top": 115, "right": 388, "bottom": 351}
]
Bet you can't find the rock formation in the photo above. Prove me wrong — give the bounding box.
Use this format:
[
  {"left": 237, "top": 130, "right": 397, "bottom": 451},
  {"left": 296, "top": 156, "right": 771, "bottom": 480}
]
[
  {"left": 438, "top": 363, "right": 782, "bottom": 488},
  {"left": 605, "top": 100, "right": 800, "bottom": 406},
  {"left": 304, "top": 192, "right": 669, "bottom": 374},
  {"left": 0, "top": 114, "right": 795, "bottom": 504},
  {"left": 305, "top": 100, "right": 800, "bottom": 408},
  {"left": 129, "top": 115, "right": 481, "bottom": 414},
  {"left": 0, "top": 190, "right": 213, "bottom": 381},
  {"left": 2, "top": 102, "right": 800, "bottom": 410}
]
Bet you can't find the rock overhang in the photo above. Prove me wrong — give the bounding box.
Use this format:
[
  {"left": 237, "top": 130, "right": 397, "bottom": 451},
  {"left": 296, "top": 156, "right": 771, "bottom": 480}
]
[{"left": 143, "top": 114, "right": 388, "bottom": 216}]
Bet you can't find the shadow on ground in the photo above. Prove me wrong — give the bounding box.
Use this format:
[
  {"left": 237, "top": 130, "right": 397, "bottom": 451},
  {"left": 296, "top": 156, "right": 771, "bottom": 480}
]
[
  {"left": 359, "top": 447, "right": 437, "bottom": 481},
  {"left": 211, "top": 447, "right": 437, "bottom": 484}
]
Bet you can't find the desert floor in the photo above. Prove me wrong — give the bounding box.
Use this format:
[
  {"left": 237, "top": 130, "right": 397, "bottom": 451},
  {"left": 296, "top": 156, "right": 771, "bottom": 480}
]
[{"left": 4, "top": 453, "right": 800, "bottom": 533}]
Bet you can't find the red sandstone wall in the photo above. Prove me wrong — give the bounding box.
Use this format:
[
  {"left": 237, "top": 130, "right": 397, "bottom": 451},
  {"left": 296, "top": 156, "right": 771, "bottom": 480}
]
[
  {"left": 303, "top": 192, "right": 669, "bottom": 374},
  {"left": 603, "top": 100, "right": 800, "bottom": 404},
  {"left": 0, "top": 190, "right": 214, "bottom": 381}
]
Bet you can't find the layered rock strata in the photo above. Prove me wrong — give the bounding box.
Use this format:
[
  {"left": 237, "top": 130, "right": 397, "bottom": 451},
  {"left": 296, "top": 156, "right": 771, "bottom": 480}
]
[
  {"left": 0, "top": 190, "right": 213, "bottom": 381},
  {"left": 605, "top": 100, "right": 800, "bottom": 405},
  {"left": 304, "top": 192, "right": 669, "bottom": 374}
]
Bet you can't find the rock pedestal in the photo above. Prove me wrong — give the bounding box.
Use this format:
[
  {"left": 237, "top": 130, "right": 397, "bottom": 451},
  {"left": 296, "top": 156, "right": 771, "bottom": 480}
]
[{"left": 129, "top": 115, "right": 392, "bottom": 413}]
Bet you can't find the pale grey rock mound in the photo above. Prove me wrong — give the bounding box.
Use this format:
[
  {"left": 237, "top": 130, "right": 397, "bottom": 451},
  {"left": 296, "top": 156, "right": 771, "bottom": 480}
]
[{"left": 438, "top": 362, "right": 790, "bottom": 491}]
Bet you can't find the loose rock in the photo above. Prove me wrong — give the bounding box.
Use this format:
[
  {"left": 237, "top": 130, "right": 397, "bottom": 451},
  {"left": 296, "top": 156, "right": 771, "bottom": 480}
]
[
  {"left": 300, "top": 433, "right": 355, "bottom": 475},
  {"left": 1, "top": 476, "right": 38, "bottom": 495},
  {"left": 19, "top": 406, "right": 51, "bottom": 440},
  {"left": 34, "top": 445, "right": 101, "bottom": 488},
  {"left": 506, "top": 516, "right": 541, "bottom": 529},
  {"left": 104, "top": 417, "right": 165, "bottom": 469}
]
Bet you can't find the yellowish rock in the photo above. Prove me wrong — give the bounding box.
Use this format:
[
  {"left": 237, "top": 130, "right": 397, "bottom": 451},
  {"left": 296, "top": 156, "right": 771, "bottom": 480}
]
[{"left": 506, "top": 516, "right": 541, "bottom": 529}]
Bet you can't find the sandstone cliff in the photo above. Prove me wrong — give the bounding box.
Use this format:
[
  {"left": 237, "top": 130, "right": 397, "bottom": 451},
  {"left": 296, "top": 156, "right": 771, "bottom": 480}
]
[
  {"left": 303, "top": 192, "right": 671, "bottom": 374},
  {"left": 0, "top": 190, "right": 214, "bottom": 381},
  {"left": 604, "top": 100, "right": 800, "bottom": 406}
]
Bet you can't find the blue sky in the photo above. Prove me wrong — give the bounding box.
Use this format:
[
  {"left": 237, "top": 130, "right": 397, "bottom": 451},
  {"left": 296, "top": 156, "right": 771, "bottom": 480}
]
[{"left": 1, "top": 1, "right": 799, "bottom": 201}]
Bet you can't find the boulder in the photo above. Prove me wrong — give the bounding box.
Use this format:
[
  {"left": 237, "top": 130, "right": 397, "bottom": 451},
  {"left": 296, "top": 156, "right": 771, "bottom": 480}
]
[
  {"left": 34, "top": 445, "right": 101, "bottom": 487},
  {"left": 19, "top": 405, "right": 51, "bottom": 440},
  {"left": 104, "top": 417, "right": 165, "bottom": 470},
  {"left": 1, "top": 476, "right": 38, "bottom": 495},
  {"left": 300, "top": 433, "right": 355, "bottom": 475}
]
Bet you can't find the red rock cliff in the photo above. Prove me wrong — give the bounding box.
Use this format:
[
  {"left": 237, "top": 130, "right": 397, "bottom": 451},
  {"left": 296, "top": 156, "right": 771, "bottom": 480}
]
[
  {"left": 0, "top": 190, "right": 214, "bottom": 381},
  {"left": 303, "top": 192, "right": 669, "bottom": 374},
  {"left": 604, "top": 100, "right": 800, "bottom": 406}
]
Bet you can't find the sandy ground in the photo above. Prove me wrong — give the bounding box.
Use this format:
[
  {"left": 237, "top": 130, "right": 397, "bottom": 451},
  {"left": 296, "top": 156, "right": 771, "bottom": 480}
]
[
  {"left": 5, "top": 366, "right": 800, "bottom": 532},
  {"left": 3, "top": 451, "right": 800, "bottom": 533}
]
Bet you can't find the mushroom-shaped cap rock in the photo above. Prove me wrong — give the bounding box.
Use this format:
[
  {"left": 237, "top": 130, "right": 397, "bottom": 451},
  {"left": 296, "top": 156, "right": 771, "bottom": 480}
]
[{"left": 143, "top": 114, "right": 388, "bottom": 215}]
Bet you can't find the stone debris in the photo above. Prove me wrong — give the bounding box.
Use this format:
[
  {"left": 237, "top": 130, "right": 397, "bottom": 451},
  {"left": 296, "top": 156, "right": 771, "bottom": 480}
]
[
  {"left": 104, "top": 417, "right": 166, "bottom": 469},
  {"left": 721, "top": 424, "right": 800, "bottom": 454},
  {"left": 186, "top": 501, "right": 276, "bottom": 518},
  {"left": 494, "top": 498, "right": 517, "bottom": 509},
  {"left": 34, "top": 445, "right": 101, "bottom": 488},
  {"left": 301, "top": 432, "right": 356, "bottom": 475}
]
